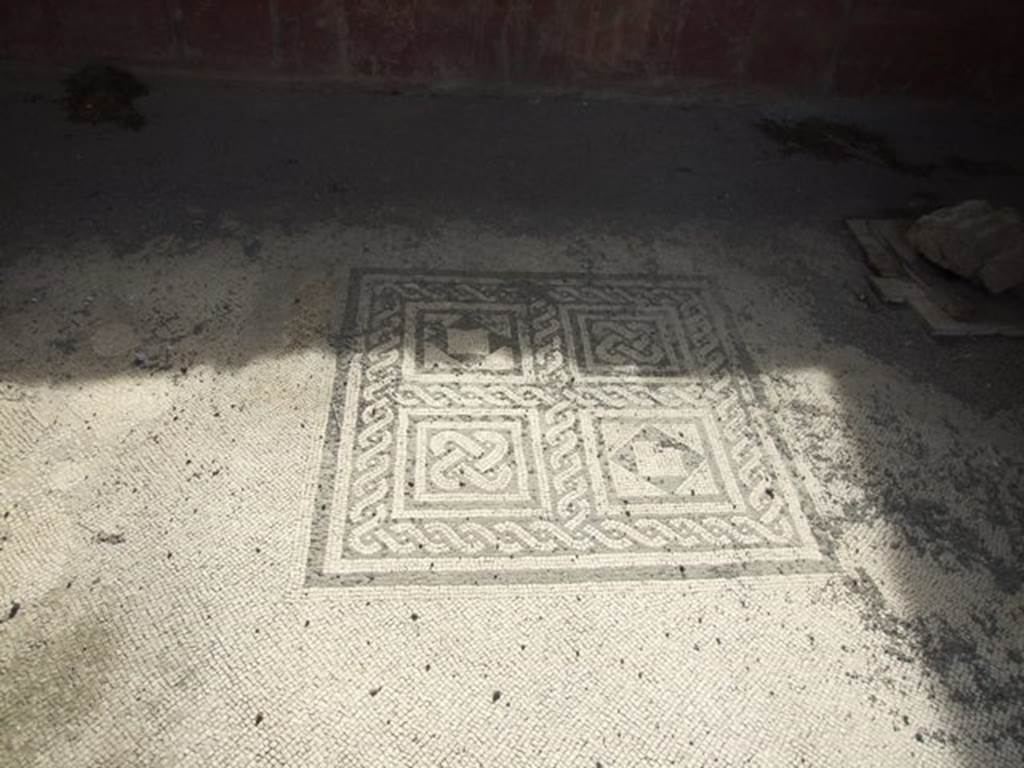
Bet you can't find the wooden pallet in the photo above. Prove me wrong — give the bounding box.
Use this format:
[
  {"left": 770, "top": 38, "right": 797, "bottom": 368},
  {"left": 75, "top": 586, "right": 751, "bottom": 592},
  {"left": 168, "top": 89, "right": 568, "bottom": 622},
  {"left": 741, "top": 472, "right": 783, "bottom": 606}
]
[{"left": 846, "top": 218, "right": 1024, "bottom": 337}]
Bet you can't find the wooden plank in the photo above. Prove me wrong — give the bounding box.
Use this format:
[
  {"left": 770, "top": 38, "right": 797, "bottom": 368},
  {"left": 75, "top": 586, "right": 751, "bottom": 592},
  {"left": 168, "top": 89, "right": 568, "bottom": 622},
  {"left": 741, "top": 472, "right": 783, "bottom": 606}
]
[
  {"left": 908, "top": 293, "right": 1024, "bottom": 337},
  {"left": 868, "top": 275, "right": 917, "bottom": 304},
  {"left": 869, "top": 219, "right": 979, "bottom": 320},
  {"left": 846, "top": 219, "right": 905, "bottom": 277}
]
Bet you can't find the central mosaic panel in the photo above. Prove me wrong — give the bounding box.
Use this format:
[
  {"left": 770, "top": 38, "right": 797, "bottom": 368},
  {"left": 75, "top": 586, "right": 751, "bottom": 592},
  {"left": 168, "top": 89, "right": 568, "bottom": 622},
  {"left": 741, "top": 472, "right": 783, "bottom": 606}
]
[{"left": 308, "top": 271, "right": 824, "bottom": 586}]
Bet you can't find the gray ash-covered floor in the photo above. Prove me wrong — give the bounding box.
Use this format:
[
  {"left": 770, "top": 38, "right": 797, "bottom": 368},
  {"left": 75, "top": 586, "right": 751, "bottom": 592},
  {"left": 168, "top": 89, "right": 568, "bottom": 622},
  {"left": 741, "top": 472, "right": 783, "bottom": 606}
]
[{"left": 1, "top": 68, "right": 1023, "bottom": 767}]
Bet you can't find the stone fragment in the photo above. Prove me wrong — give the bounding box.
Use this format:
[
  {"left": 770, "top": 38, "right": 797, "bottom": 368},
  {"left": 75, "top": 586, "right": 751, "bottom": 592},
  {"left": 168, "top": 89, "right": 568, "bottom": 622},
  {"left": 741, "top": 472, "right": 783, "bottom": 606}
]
[
  {"left": 978, "top": 238, "right": 1024, "bottom": 294},
  {"left": 908, "top": 200, "right": 1024, "bottom": 293}
]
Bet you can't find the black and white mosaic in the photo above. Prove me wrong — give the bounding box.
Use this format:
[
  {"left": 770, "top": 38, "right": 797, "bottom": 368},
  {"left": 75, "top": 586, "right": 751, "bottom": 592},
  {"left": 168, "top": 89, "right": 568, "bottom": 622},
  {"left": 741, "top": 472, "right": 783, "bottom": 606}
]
[{"left": 307, "top": 271, "right": 824, "bottom": 586}]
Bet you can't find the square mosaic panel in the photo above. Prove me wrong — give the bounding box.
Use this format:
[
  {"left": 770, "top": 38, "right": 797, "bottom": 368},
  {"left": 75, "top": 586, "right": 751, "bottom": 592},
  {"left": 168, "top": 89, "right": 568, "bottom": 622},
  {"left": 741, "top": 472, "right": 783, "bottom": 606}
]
[
  {"left": 393, "top": 408, "right": 551, "bottom": 518},
  {"left": 307, "top": 271, "right": 825, "bottom": 586}
]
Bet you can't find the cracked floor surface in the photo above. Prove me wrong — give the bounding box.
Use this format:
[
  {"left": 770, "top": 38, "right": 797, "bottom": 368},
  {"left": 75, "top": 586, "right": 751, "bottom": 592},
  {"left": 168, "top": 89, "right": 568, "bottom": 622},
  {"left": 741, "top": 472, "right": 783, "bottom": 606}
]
[{"left": 1, "top": 70, "right": 1023, "bottom": 766}]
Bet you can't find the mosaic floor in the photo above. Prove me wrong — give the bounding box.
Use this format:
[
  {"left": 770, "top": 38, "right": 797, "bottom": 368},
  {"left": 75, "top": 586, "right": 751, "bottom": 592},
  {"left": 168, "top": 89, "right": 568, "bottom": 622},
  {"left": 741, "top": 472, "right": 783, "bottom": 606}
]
[
  {"left": 3, "top": 76, "right": 1023, "bottom": 764},
  {"left": 2, "top": 242, "right": 1022, "bottom": 767},
  {"left": 309, "top": 271, "right": 824, "bottom": 586}
]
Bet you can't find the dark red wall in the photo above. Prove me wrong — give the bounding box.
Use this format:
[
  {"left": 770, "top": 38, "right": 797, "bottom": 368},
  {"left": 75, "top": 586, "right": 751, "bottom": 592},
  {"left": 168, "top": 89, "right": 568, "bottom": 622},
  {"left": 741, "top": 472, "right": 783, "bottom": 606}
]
[{"left": 1, "top": 1, "right": 1021, "bottom": 101}]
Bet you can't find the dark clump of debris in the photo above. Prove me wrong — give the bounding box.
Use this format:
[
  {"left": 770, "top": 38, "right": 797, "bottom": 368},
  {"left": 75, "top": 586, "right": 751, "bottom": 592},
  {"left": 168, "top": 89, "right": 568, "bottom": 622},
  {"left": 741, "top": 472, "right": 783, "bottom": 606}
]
[
  {"left": 94, "top": 530, "right": 126, "bottom": 545},
  {"left": 3, "top": 602, "right": 20, "bottom": 622},
  {"left": 64, "top": 64, "right": 148, "bottom": 131},
  {"left": 758, "top": 117, "right": 933, "bottom": 177}
]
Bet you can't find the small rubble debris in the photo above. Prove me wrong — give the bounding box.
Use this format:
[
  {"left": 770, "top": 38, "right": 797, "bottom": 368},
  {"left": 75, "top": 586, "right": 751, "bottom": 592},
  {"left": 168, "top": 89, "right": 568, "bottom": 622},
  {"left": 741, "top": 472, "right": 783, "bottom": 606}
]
[
  {"left": 491, "top": 690, "right": 502, "bottom": 703},
  {"left": 94, "top": 531, "right": 126, "bottom": 545},
  {"left": 2, "top": 601, "right": 21, "bottom": 622},
  {"left": 64, "top": 63, "right": 148, "bottom": 131}
]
